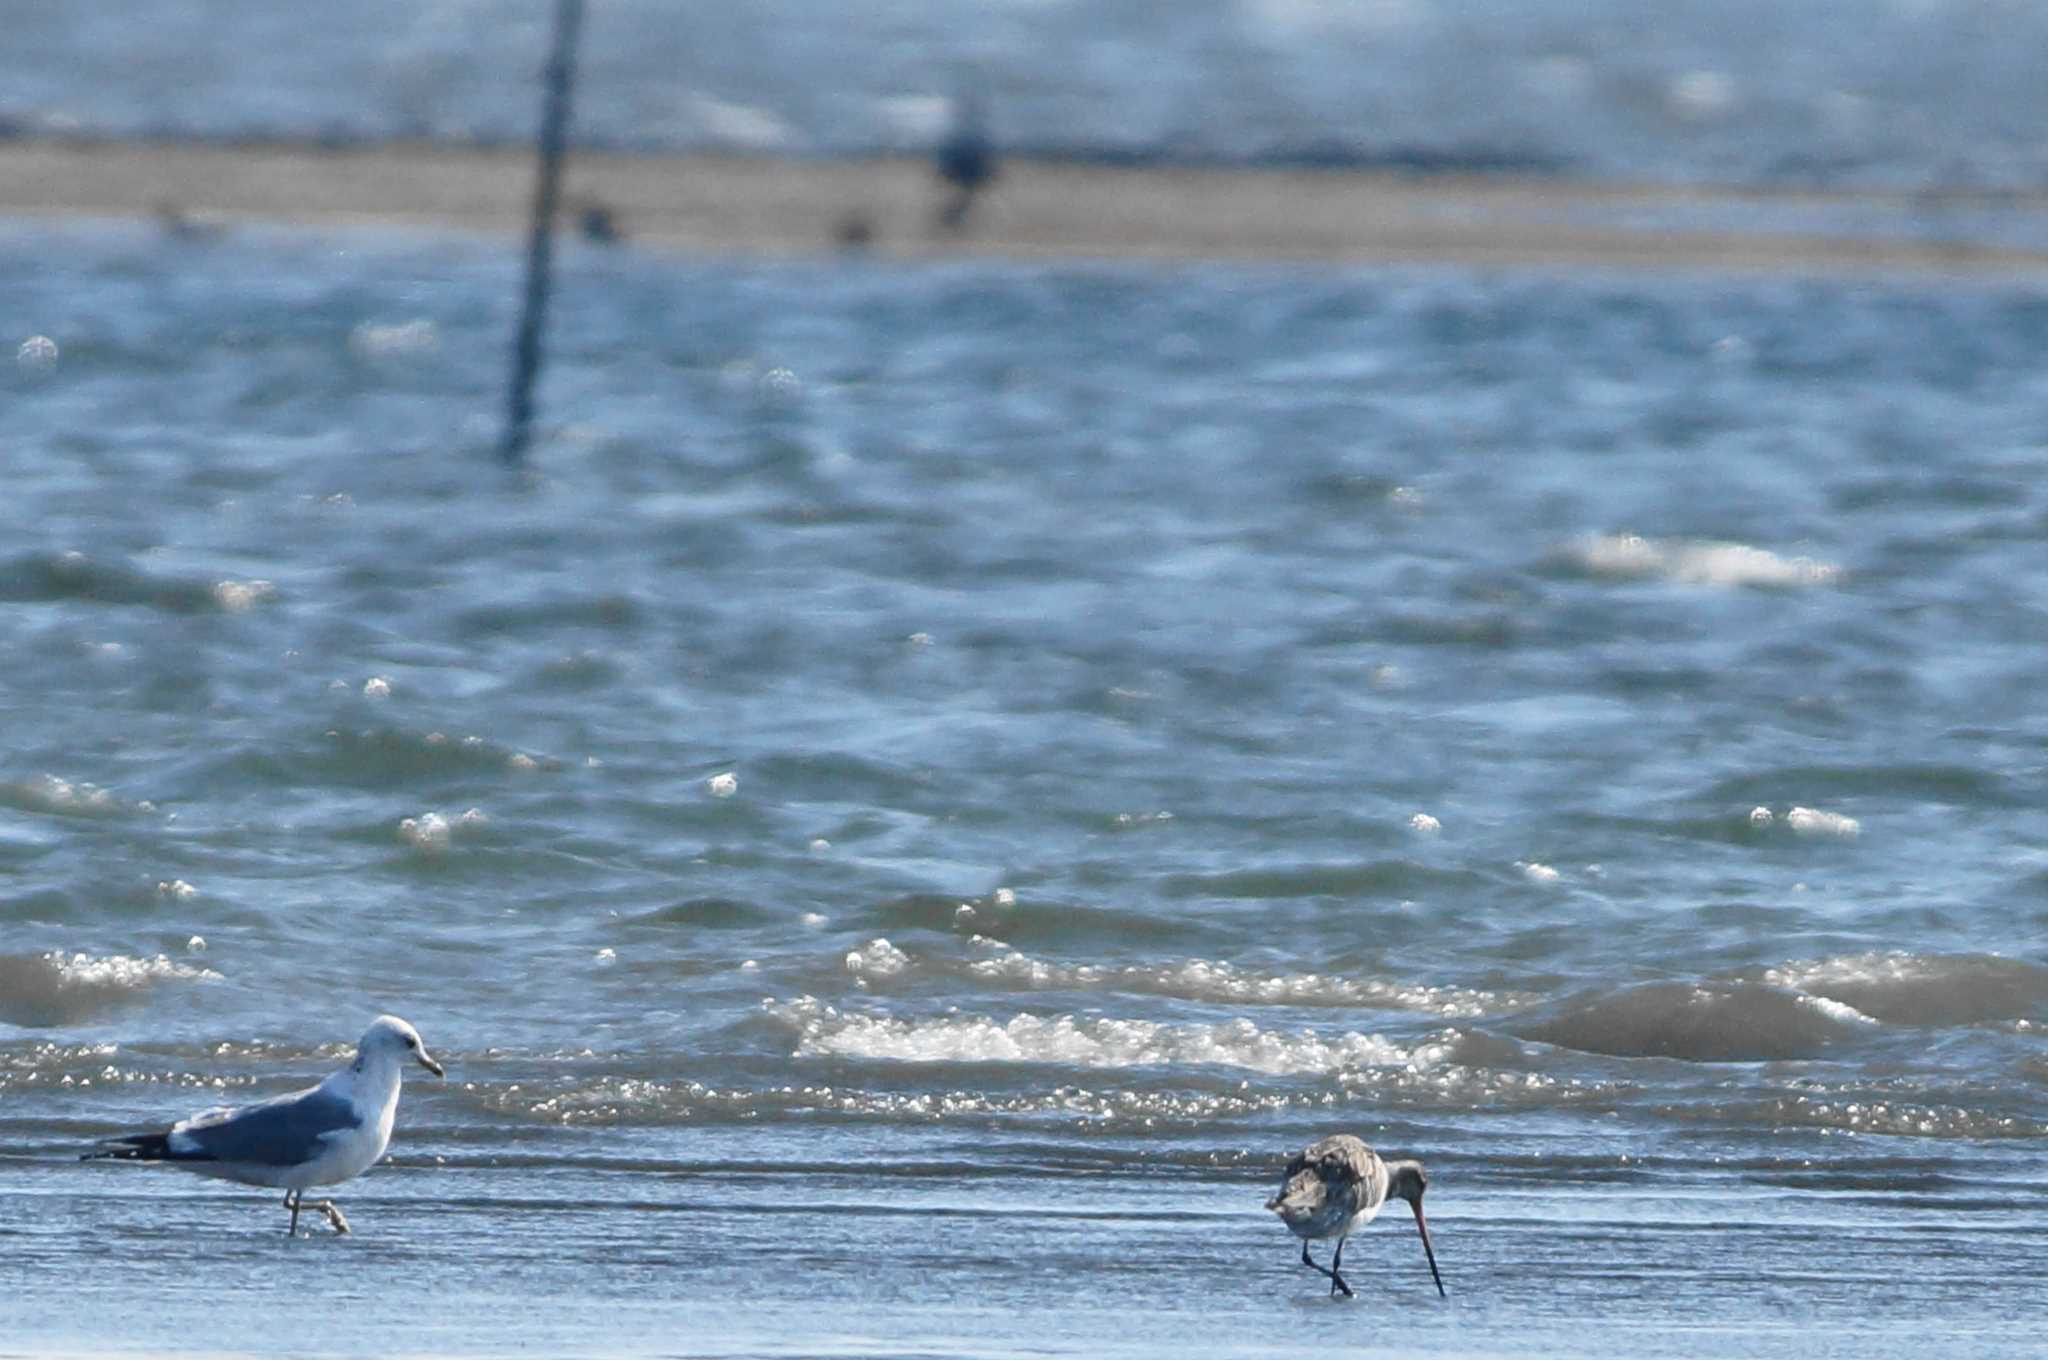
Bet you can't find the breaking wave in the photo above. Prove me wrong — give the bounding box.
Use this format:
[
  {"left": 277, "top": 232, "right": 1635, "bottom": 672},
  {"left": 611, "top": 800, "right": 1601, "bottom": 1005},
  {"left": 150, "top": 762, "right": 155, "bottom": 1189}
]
[
  {"left": 0, "top": 549, "right": 274, "bottom": 613},
  {"left": 1519, "top": 981, "right": 1874, "bottom": 1062},
  {"left": 1764, "top": 952, "right": 2048, "bottom": 1026},
  {"left": 958, "top": 941, "right": 1525, "bottom": 1017},
  {"left": 0, "top": 774, "right": 155, "bottom": 819},
  {"left": 767, "top": 996, "right": 1433, "bottom": 1075},
  {"left": 1558, "top": 534, "right": 1841, "bottom": 589},
  {"left": 0, "top": 951, "right": 221, "bottom": 1028}
]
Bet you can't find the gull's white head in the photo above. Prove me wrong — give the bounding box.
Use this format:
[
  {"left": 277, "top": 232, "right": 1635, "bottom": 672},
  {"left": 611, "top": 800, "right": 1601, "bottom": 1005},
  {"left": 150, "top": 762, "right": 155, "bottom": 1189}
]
[{"left": 358, "top": 1015, "right": 445, "bottom": 1078}]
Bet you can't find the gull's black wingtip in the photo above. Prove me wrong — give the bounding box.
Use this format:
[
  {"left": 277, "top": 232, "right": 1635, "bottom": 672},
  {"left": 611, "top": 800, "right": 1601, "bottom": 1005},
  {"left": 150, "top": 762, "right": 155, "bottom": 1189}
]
[{"left": 80, "top": 1131, "right": 174, "bottom": 1163}]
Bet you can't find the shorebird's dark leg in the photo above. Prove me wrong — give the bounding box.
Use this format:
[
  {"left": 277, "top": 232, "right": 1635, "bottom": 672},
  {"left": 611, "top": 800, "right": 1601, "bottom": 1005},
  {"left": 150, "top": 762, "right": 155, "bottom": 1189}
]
[
  {"left": 285, "top": 1190, "right": 301, "bottom": 1236},
  {"left": 1329, "top": 1238, "right": 1352, "bottom": 1297},
  {"left": 301, "top": 1198, "right": 350, "bottom": 1234},
  {"left": 1300, "top": 1242, "right": 1354, "bottom": 1298}
]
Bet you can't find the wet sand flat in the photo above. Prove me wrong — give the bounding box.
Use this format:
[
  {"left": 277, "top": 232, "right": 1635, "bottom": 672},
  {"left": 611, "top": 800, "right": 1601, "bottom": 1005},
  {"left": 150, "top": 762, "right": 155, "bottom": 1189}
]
[{"left": 5, "top": 138, "right": 2048, "bottom": 272}]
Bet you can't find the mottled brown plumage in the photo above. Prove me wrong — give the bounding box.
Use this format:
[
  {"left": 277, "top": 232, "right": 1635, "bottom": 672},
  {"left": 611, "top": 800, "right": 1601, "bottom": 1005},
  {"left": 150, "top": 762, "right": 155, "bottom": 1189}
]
[{"left": 1266, "top": 1134, "right": 1445, "bottom": 1297}]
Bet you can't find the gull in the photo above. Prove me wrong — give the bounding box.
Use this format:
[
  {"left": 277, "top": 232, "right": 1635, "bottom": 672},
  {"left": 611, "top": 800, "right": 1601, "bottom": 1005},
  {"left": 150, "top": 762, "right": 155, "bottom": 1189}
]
[
  {"left": 82, "top": 1015, "right": 444, "bottom": 1235},
  {"left": 1266, "top": 1134, "right": 1445, "bottom": 1298}
]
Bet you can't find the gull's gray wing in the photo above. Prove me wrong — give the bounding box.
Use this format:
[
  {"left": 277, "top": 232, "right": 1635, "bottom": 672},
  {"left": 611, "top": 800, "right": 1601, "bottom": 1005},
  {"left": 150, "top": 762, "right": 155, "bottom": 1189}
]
[{"left": 170, "top": 1084, "right": 363, "bottom": 1166}]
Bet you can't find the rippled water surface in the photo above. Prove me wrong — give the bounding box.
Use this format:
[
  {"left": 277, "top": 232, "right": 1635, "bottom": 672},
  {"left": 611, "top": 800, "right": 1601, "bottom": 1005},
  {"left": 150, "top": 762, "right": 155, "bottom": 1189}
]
[{"left": 4, "top": 223, "right": 2048, "bottom": 1356}]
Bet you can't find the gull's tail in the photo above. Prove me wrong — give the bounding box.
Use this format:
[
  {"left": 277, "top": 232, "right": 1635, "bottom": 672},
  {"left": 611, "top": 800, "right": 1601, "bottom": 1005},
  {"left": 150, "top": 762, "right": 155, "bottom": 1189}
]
[{"left": 80, "top": 1131, "right": 180, "bottom": 1163}]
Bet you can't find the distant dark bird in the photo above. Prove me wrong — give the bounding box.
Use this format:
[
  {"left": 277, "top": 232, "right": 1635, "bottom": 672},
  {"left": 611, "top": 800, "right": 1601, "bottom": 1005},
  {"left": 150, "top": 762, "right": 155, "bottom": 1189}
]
[
  {"left": 834, "top": 210, "right": 876, "bottom": 252},
  {"left": 578, "top": 200, "right": 623, "bottom": 245},
  {"left": 1266, "top": 1134, "right": 1446, "bottom": 1298},
  {"left": 154, "top": 200, "right": 226, "bottom": 242},
  {"left": 934, "top": 90, "right": 996, "bottom": 232},
  {"left": 81, "top": 1015, "right": 445, "bottom": 1236}
]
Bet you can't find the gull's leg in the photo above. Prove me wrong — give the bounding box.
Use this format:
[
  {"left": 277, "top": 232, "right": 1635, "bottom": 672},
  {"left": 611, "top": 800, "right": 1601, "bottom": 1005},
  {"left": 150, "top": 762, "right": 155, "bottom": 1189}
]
[
  {"left": 1329, "top": 1237, "right": 1352, "bottom": 1298},
  {"left": 300, "top": 1198, "right": 350, "bottom": 1234},
  {"left": 1300, "top": 1242, "right": 1353, "bottom": 1298},
  {"left": 284, "top": 1190, "right": 301, "bottom": 1237}
]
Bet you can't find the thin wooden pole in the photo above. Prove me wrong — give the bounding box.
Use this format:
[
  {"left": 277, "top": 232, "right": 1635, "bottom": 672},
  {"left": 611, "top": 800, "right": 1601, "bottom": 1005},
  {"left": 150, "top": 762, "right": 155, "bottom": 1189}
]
[{"left": 500, "top": 0, "right": 584, "bottom": 464}]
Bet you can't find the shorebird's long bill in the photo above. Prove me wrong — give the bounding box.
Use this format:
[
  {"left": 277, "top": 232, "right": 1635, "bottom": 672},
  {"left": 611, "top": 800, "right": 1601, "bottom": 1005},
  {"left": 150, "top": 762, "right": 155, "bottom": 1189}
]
[
  {"left": 1410, "top": 1200, "right": 1447, "bottom": 1297},
  {"left": 419, "top": 1054, "right": 446, "bottom": 1078}
]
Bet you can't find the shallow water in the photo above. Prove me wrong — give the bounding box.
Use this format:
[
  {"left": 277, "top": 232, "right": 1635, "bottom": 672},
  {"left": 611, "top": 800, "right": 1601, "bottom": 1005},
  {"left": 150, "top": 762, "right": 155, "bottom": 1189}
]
[{"left": 3, "top": 222, "right": 2048, "bottom": 1355}]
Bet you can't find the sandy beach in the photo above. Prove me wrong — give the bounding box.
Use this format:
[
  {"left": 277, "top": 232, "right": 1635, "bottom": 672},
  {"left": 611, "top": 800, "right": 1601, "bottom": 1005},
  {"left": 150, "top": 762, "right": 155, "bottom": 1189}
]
[{"left": 6, "top": 137, "right": 2048, "bottom": 272}]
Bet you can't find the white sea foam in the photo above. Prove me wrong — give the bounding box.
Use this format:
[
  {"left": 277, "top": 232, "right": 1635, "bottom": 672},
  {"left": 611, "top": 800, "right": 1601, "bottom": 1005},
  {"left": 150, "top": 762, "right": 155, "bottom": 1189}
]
[
  {"left": 1568, "top": 533, "right": 1839, "bottom": 589},
  {"left": 1786, "top": 806, "right": 1860, "bottom": 838},
  {"left": 16, "top": 334, "right": 59, "bottom": 372},
  {"left": 1519, "top": 861, "right": 1561, "bottom": 883},
  {"left": 706, "top": 771, "right": 738, "bottom": 798},
  {"left": 1409, "top": 812, "right": 1441, "bottom": 835},
  {"left": 1766, "top": 951, "right": 2048, "bottom": 1025},
  {"left": 400, "top": 812, "right": 452, "bottom": 851},
  {"left": 771, "top": 996, "right": 1422, "bottom": 1074},
  {"left": 876, "top": 93, "right": 950, "bottom": 139},
  {"left": 1767, "top": 952, "right": 1923, "bottom": 994},
  {"left": 212, "top": 579, "right": 276, "bottom": 612},
  {"left": 961, "top": 942, "right": 1515, "bottom": 1017},
  {"left": 1709, "top": 334, "right": 1754, "bottom": 364},
  {"left": 0, "top": 951, "right": 222, "bottom": 1027},
  {"left": 44, "top": 952, "right": 218, "bottom": 988},
  {"left": 1669, "top": 69, "right": 1738, "bottom": 119},
  {"left": 690, "top": 93, "right": 795, "bottom": 149},
  {"left": 398, "top": 807, "right": 487, "bottom": 853},
  {"left": 349, "top": 318, "right": 439, "bottom": 359},
  {"left": 23, "top": 774, "right": 116, "bottom": 813},
  {"left": 0, "top": 1040, "right": 118, "bottom": 1073},
  {"left": 844, "top": 938, "right": 910, "bottom": 978},
  {"left": 1, "top": 774, "right": 145, "bottom": 819}
]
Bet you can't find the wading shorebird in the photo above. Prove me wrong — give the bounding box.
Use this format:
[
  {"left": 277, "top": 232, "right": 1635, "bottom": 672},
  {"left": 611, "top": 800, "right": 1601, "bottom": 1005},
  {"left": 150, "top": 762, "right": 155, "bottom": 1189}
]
[
  {"left": 82, "top": 1015, "right": 444, "bottom": 1235},
  {"left": 1266, "top": 1134, "right": 1446, "bottom": 1298}
]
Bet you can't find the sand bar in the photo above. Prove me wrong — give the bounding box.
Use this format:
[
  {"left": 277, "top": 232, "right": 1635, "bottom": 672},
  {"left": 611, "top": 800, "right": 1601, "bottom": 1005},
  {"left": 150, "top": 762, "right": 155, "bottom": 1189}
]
[{"left": 5, "top": 138, "right": 2048, "bottom": 273}]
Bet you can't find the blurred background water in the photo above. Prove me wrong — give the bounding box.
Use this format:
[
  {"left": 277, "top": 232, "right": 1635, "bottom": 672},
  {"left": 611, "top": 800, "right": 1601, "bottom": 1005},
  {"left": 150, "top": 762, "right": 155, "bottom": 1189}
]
[
  {"left": 6, "top": 3, "right": 2048, "bottom": 1357},
  {"left": 8, "top": 0, "right": 2048, "bottom": 190}
]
